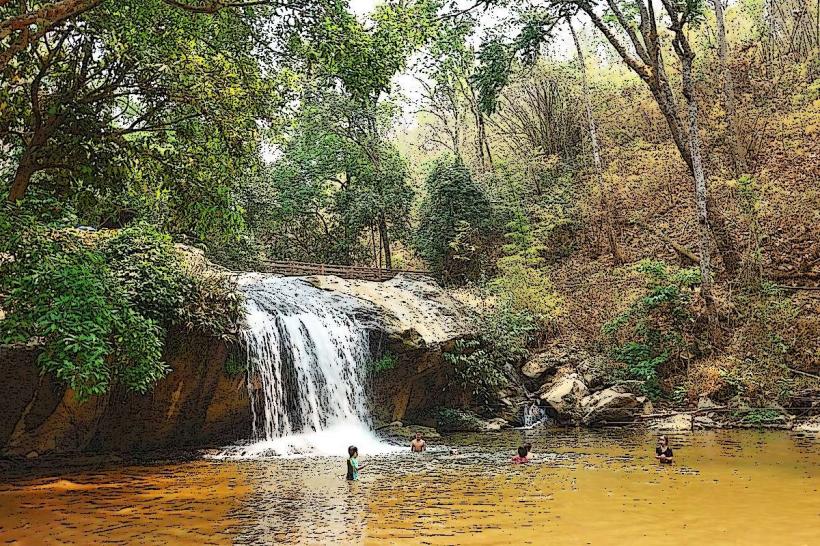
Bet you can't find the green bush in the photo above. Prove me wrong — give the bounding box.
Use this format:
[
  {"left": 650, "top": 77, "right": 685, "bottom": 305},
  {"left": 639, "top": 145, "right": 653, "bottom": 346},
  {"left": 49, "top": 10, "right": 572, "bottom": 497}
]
[
  {"left": 603, "top": 260, "right": 701, "bottom": 399},
  {"left": 445, "top": 302, "right": 535, "bottom": 409},
  {"left": 736, "top": 408, "right": 785, "bottom": 427},
  {"left": 369, "top": 353, "right": 398, "bottom": 374},
  {"left": 415, "top": 157, "right": 496, "bottom": 284},
  {"left": 0, "top": 205, "right": 240, "bottom": 400},
  {"left": 101, "top": 224, "right": 190, "bottom": 324}
]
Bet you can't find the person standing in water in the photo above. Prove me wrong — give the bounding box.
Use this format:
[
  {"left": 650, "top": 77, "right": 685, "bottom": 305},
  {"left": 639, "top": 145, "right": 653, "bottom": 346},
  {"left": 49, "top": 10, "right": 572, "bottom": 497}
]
[
  {"left": 512, "top": 446, "right": 529, "bottom": 464},
  {"left": 346, "top": 445, "right": 366, "bottom": 480},
  {"left": 655, "top": 435, "right": 674, "bottom": 464},
  {"left": 524, "top": 442, "right": 533, "bottom": 461},
  {"left": 410, "top": 432, "right": 426, "bottom": 452}
]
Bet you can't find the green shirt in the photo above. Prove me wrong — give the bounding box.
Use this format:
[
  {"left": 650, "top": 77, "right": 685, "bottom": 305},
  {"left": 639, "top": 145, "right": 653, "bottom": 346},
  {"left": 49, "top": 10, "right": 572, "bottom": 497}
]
[{"left": 346, "top": 457, "right": 359, "bottom": 481}]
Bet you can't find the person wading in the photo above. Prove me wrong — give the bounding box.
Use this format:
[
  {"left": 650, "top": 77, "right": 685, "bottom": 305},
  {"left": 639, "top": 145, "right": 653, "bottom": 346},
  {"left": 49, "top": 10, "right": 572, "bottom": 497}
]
[
  {"left": 655, "top": 435, "right": 674, "bottom": 465},
  {"left": 346, "top": 446, "right": 366, "bottom": 480},
  {"left": 411, "top": 432, "right": 426, "bottom": 452}
]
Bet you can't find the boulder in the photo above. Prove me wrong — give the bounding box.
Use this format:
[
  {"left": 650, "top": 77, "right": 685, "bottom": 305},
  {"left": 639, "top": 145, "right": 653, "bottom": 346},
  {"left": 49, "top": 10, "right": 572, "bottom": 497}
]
[
  {"left": 376, "top": 422, "right": 440, "bottom": 441},
  {"left": 697, "top": 396, "right": 720, "bottom": 410},
  {"left": 540, "top": 373, "right": 589, "bottom": 417},
  {"left": 522, "top": 352, "right": 559, "bottom": 380},
  {"left": 694, "top": 415, "right": 721, "bottom": 429},
  {"left": 793, "top": 416, "right": 820, "bottom": 433},
  {"left": 636, "top": 396, "right": 655, "bottom": 415},
  {"left": 581, "top": 388, "right": 640, "bottom": 425},
  {"left": 576, "top": 355, "right": 613, "bottom": 390},
  {"left": 486, "top": 418, "right": 510, "bottom": 431},
  {"left": 649, "top": 413, "right": 693, "bottom": 432}
]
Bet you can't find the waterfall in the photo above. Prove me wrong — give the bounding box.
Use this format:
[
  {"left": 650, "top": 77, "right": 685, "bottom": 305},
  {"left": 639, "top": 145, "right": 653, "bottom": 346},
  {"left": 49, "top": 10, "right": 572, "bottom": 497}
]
[{"left": 223, "top": 274, "right": 396, "bottom": 458}]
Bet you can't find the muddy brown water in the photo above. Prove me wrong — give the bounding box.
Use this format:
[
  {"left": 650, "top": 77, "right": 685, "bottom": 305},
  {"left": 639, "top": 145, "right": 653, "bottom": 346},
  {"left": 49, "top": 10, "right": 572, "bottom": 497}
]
[{"left": 1, "top": 428, "right": 818, "bottom": 545}]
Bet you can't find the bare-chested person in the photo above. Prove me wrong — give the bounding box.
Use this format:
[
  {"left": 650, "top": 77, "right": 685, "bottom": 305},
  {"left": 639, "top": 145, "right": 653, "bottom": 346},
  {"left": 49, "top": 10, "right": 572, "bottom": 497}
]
[{"left": 410, "top": 432, "right": 426, "bottom": 452}]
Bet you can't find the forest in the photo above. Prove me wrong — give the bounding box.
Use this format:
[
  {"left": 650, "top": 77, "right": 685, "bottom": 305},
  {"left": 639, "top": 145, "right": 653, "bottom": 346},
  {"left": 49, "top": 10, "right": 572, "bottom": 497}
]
[{"left": 1, "top": 0, "right": 818, "bottom": 411}]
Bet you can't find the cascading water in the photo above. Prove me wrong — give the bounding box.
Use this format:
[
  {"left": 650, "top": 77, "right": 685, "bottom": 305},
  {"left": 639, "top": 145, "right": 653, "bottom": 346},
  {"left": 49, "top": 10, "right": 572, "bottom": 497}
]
[{"left": 221, "top": 274, "right": 396, "bottom": 458}]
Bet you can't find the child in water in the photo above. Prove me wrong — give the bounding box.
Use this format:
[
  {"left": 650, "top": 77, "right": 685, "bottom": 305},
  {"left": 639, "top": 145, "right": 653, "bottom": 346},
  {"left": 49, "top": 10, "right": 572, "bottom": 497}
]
[
  {"left": 346, "top": 445, "right": 366, "bottom": 480},
  {"left": 512, "top": 446, "right": 529, "bottom": 464},
  {"left": 655, "top": 435, "right": 674, "bottom": 464}
]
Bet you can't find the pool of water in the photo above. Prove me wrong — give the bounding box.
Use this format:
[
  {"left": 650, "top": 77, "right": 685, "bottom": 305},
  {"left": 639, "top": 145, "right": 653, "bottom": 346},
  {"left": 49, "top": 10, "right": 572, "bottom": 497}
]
[{"left": 1, "top": 428, "right": 818, "bottom": 545}]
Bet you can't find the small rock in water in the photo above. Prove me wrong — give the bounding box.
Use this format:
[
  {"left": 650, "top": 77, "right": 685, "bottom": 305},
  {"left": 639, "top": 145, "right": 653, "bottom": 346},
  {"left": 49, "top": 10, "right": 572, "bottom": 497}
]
[
  {"left": 694, "top": 415, "right": 720, "bottom": 429},
  {"left": 649, "top": 413, "right": 693, "bottom": 432},
  {"left": 794, "top": 416, "right": 820, "bottom": 433},
  {"left": 485, "top": 418, "right": 509, "bottom": 431}
]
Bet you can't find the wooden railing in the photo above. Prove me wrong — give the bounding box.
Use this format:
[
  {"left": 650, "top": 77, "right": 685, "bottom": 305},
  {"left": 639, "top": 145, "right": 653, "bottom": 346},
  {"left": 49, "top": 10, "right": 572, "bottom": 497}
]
[{"left": 258, "top": 260, "right": 430, "bottom": 282}]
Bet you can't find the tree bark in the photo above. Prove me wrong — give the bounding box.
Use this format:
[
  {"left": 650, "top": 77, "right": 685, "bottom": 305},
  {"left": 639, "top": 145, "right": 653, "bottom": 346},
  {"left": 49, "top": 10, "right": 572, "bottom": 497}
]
[
  {"left": 713, "top": 0, "right": 747, "bottom": 175},
  {"left": 568, "top": 17, "right": 625, "bottom": 265},
  {"left": 679, "top": 43, "right": 720, "bottom": 341},
  {"left": 8, "top": 154, "right": 36, "bottom": 203},
  {"left": 0, "top": 0, "right": 103, "bottom": 72},
  {"left": 377, "top": 212, "right": 392, "bottom": 270}
]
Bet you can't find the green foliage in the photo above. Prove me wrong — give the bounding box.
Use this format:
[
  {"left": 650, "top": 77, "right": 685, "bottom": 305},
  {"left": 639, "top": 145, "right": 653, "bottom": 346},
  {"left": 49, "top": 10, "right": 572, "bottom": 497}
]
[
  {"left": 736, "top": 408, "right": 785, "bottom": 427},
  {"left": 492, "top": 212, "right": 561, "bottom": 332},
  {"left": 248, "top": 92, "right": 414, "bottom": 265},
  {"left": 445, "top": 302, "right": 535, "bottom": 408},
  {"left": 224, "top": 347, "right": 248, "bottom": 377},
  {"left": 101, "top": 225, "right": 189, "bottom": 324},
  {"left": 436, "top": 408, "right": 487, "bottom": 432},
  {"left": 369, "top": 353, "right": 398, "bottom": 374},
  {"left": 416, "top": 157, "right": 495, "bottom": 283},
  {"left": 473, "top": 8, "right": 562, "bottom": 114},
  {"left": 1, "top": 0, "right": 276, "bottom": 243},
  {"left": 603, "top": 260, "right": 701, "bottom": 398},
  {"left": 0, "top": 205, "right": 240, "bottom": 400}
]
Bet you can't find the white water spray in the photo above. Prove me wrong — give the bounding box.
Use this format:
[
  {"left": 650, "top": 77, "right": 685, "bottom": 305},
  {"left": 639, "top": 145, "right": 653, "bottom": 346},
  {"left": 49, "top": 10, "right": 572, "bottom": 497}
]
[{"left": 219, "top": 274, "right": 397, "bottom": 458}]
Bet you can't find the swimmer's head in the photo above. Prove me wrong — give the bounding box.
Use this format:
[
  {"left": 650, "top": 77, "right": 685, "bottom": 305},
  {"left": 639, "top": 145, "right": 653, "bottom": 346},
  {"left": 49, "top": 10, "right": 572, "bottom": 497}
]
[
  {"left": 517, "top": 446, "right": 528, "bottom": 458},
  {"left": 348, "top": 445, "right": 358, "bottom": 457}
]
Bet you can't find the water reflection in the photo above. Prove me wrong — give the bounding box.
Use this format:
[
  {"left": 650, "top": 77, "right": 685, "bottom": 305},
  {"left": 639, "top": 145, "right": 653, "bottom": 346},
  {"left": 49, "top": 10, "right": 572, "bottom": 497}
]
[{"left": 1, "top": 429, "right": 817, "bottom": 545}]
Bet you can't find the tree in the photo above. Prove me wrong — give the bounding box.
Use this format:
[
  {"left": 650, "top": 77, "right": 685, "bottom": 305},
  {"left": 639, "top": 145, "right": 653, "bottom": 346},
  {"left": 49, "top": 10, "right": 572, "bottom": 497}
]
[
  {"left": 473, "top": 0, "right": 730, "bottom": 334},
  {"left": 711, "top": 0, "right": 746, "bottom": 175},
  {"left": 1, "top": 0, "right": 276, "bottom": 246},
  {"left": 416, "top": 13, "right": 496, "bottom": 169},
  {"left": 416, "top": 157, "right": 495, "bottom": 283},
  {"left": 567, "top": 17, "right": 624, "bottom": 264},
  {"left": 0, "top": 0, "right": 297, "bottom": 73},
  {"left": 286, "top": 0, "right": 437, "bottom": 268}
]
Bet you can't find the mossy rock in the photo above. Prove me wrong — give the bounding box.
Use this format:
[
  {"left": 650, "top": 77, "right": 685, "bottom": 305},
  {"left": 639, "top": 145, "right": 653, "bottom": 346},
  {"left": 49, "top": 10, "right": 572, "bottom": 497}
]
[{"left": 436, "top": 408, "right": 488, "bottom": 432}]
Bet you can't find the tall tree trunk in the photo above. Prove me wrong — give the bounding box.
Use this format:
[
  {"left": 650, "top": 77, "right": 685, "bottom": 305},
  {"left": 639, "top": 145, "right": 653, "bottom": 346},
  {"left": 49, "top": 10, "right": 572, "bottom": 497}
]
[
  {"left": 713, "top": 0, "right": 747, "bottom": 175},
  {"left": 8, "top": 154, "right": 36, "bottom": 203},
  {"left": 568, "top": 18, "right": 625, "bottom": 265},
  {"left": 475, "top": 110, "right": 493, "bottom": 170},
  {"left": 680, "top": 50, "right": 720, "bottom": 341},
  {"left": 9, "top": 170, "right": 34, "bottom": 203},
  {"left": 378, "top": 212, "right": 392, "bottom": 270}
]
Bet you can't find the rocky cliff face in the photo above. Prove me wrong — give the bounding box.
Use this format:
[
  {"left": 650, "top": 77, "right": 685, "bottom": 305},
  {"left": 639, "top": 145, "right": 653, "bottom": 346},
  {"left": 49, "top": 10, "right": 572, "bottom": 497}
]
[
  {"left": 0, "top": 273, "right": 475, "bottom": 457},
  {"left": 0, "top": 329, "right": 250, "bottom": 457}
]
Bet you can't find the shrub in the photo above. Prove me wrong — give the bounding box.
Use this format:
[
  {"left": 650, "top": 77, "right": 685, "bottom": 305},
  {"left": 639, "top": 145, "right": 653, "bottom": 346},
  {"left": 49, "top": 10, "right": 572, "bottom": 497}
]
[
  {"left": 603, "top": 259, "right": 701, "bottom": 399},
  {"left": 369, "top": 353, "right": 397, "bottom": 374},
  {"left": 0, "top": 205, "right": 240, "bottom": 400},
  {"left": 445, "top": 302, "right": 536, "bottom": 409}
]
